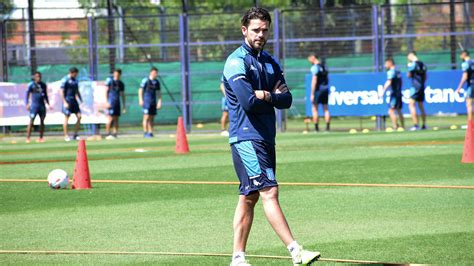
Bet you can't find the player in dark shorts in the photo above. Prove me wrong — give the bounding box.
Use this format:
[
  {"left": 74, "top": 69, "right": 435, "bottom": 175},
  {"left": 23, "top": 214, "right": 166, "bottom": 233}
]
[
  {"left": 456, "top": 50, "right": 474, "bottom": 122},
  {"left": 220, "top": 76, "right": 229, "bottom": 136},
  {"left": 307, "top": 53, "right": 330, "bottom": 132},
  {"left": 25, "top": 71, "right": 52, "bottom": 143},
  {"left": 61, "top": 67, "right": 82, "bottom": 142},
  {"left": 138, "top": 67, "right": 162, "bottom": 138},
  {"left": 105, "top": 69, "right": 126, "bottom": 139},
  {"left": 380, "top": 58, "right": 405, "bottom": 130},
  {"left": 223, "top": 7, "right": 320, "bottom": 266},
  {"left": 407, "top": 51, "right": 428, "bottom": 130}
]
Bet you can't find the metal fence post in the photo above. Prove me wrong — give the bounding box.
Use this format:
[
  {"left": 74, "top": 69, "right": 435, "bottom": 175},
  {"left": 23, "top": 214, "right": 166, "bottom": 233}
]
[
  {"left": 87, "top": 16, "right": 96, "bottom": 81},
  {"left": 377, "top": 6, "right": 385, "bottom": 131},
  {"left": 449, "top": 0, "right": 457, "bottom": 69},
  {"left": 463, "top": 2, "right": 471, "bottom": 49},
  {"left": 380, "top": 7, "right": 385, "bottom": 66},
  {"left": 179, "top": 14, "right": 192, "bottom": 132},
  {"left": 273, "top": 9, "right": 285, "bottom": 132},
  {"left": 27, "top": 0, "right": 37, "bottom": 75},
  {"left": 372, "top": 5, "right": 379, "bottom": 73},
  {"left": 117, "top": 6, "right": 124, "bottom": 63},
  {"left": 0, "top": 20, "right": 7, "bottom": 82},
  {"left": 406, "top": 4, "right": 414, "bottom": 52}
]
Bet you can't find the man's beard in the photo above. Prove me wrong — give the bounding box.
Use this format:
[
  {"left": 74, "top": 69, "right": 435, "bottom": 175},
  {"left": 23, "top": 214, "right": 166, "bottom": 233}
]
[{"left": 247, "top": 37, "right": 267, "bottom": 51}]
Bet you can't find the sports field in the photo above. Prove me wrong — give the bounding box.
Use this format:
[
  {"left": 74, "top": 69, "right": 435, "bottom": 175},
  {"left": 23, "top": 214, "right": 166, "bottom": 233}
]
[{"left": 1, "top": 129, "right": 473, "bottom": 265}]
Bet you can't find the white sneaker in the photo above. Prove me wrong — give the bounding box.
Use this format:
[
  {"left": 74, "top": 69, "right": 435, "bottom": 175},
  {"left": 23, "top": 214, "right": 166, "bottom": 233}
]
[
  {"left": 293, "top": 247, "right": 321, "bottom": 265},
  {"left": 64, "top": 136, "right": 71, "bottom": 142},
  {"left": 105, "top": 135, "right": 116, "bottom": 140},
  {"left": 220, "top": 130, "right": 229, "bottom": 136},
  {"left": 230, "top": 260, "right": 251, "bottom": 266}
]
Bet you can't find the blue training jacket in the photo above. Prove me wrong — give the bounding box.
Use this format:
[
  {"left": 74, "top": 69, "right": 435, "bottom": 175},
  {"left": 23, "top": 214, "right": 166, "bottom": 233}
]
[{"left": 222, "top": 42, "right": 292, "bottom": 145}]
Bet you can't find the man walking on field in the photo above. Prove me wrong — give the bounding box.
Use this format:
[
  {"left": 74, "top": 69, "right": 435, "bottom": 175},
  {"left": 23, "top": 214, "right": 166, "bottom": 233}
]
[
  {"left": 379, "top": 58, "right": 405, "bottom": 130},
  {"left": 407, "top": 51, "right": 428, "bottom": 130},
  {"left": 61, "top": 67, "right": 82, "bottom": 141},
  {"left": 222, "top": 7, "right": 320, "bottom": 266},
  {"left": 307, "top": 53, "right": 330, "bottom": 132},
  {"left": 456, "top": 50, "right": 474, "bottom": 121},
  {"left": 138, "top": 67, "right": 162, "bottom": 138},
  {"left": 105, "top": 68, "right": 126, "bottom": 139}
]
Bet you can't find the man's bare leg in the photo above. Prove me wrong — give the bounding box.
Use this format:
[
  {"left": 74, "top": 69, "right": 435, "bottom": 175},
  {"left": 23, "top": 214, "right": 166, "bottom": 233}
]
[
  {"left": 63, "top": 115, "right": 70, "bottom": 138},
  {"left": 74, "top": 113, "right": 82, "bottom": 135},
  {"left": 149, "top": 115, "right": 155, "bottom": 134},
  {"left": 418, "top": 102, "right": 426, "bottom": 128},
  {"left": 467, "top": 98, "right": 473, "bottom": 121},
  {"left": 105, "top": 115, "right": 113, "bottom": 135},
  {"left": 259, "top": 186, "right": 294, "bottom": 246},
  {"left": 142, "top": 114, "right": 149, "bottom": 133},
  {"left": 113, "top": 116, "right": 119, "bottom": 135},
  {"left": 396, "top": 109, "right": 405, "bottom": 129},
  {"left": 26, "top": 119, "right": 34, "bottom": 142},
  {"left": 409, "top": 100, "right": 418, "bottom": 126},
  {"left": 221, "top": 111, "right": 228, "bottom": 131},
  {"left": 323, "top": 104, "right": 330, "bottom": 131},
  {"left": 312, "top": 105, "right": 319, "bottom": 131},
  {"left": 233, "top": 193, "right": 259, "bottom": 253},
  {"left": 388, "top": 108, "right": 398, "bottom": 129},
  {"left": 39, "top": 118, "right": 45, "bottom": 140},
  {"left": 258, "top": 186, "right": 320, "bottom": 264}
]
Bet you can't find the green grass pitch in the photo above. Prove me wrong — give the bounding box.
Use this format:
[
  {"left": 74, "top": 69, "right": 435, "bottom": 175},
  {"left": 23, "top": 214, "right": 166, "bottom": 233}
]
[{"left": 1, "top": 129, "right": 473, "bottom": 265}]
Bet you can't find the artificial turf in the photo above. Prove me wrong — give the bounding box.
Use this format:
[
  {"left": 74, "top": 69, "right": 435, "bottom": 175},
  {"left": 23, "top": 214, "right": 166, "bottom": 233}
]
[{"left": 0, "top": 128, "right": 473, "bottom": 265}]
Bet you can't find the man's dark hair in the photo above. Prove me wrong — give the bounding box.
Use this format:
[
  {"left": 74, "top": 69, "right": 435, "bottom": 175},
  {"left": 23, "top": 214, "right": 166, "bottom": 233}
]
[
  {"left": 409, "top": 51, "right": 417, "bottom": 56},
  {"left": 308, "top": 53, "right": 319, "bottom": 59},
  {"left": 150, "top": 66, "right": 158, "bottom": 72},
  {"left": 241, "top": 7, "right": 271, "bottom": 27},
  {"left": 34, "top": 71, "right": 41, "bottom": 77},
  {"left": 385, "top": 57, "right": 395, "bottom": 64},
  {"left": 69, "top": 67, "right": 79, "bottom": 73},
  {"left": 114, "top": 68, "right": 122, "bottom": 75},
  {"left": 461, "top": 50, "right": 470, "bottom": 56}
]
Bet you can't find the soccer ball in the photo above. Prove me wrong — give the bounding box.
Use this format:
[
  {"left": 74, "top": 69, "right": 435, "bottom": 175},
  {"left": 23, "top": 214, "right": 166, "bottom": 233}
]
[{"left": 47, "top": 169, "right": 69, "bottom": 189}]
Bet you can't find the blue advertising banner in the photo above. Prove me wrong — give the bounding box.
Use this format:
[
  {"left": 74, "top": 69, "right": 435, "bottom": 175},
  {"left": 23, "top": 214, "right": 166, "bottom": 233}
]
[{"left": 305, "top": 70, "right": 468, "bottom": 117}]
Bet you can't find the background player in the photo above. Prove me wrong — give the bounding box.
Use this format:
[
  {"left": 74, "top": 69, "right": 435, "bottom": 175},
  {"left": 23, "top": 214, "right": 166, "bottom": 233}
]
[
  {"left": 61, "top": 67, "right": 82, "bottom": 142},
  {"left": 456, "top": 50, "right": 474, "bottom": 121},
  {"left": 407, "top": 51, "right": 428, "bottom": 130},
  {"left": 380, "top": 58, "right": 405, "bottom": 130},
  {"left": 220, "top": 76, "right": 229, "bottom": 136},
  {"left": 25, "top": 71, "right": 51, "bottom": 143},
  {"left": 307, "top": 54, "right": 330, "bottom": 132},
  {"left": 223, "top": 7, "right": 320, "bottom": 266},
  {"left": 138, "top": 66, "right": 162, "bottom": 138},
  {"left": 105, "top": 69, "right": 126, "bottom": 139}
]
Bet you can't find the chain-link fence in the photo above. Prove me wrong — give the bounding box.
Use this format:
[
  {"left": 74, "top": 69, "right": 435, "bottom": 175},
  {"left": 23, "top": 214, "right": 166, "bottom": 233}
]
[{"left": 1, "top": 2, "right": 472, "bottom": 130}]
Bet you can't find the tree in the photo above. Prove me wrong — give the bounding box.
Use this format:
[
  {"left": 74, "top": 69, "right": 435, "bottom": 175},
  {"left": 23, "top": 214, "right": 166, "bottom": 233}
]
[{"left": 0, "top": 0, "right": 14, "bottom": 17}]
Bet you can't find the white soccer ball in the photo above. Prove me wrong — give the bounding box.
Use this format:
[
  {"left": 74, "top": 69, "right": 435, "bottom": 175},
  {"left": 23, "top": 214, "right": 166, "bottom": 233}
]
[{"left": 47, "top": 169, "right": 69, "bottom": 189}]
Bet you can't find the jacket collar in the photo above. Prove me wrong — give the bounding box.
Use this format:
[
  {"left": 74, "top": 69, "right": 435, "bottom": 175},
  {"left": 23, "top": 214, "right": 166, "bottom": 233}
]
[{"left": 242, "top": 41, "right": 261, "bottom": 57}]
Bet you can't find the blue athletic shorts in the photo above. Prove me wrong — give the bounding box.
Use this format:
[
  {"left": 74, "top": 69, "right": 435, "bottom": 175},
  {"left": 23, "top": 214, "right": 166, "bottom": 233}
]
[
  {"left": 410, "top": 87, "right": 425, "bottom": 102},
  {"left": 108, "top": 102, "right": 121, "bottom": 116},
  {"left": 142, "top": 103, "right": 157, "bottom": 116},
  {"left": 30, "top": 105, "right": 46, "bottom": 120},
  {"left": 389, "top": 96, "right": 402, "bottom": 109},
  {"left": 221, "top": 97, "right": 229, "bottom": 112},
  {"left": 466, "top": 86, "right": 474, "bottom": 99},
  {"left": 62, "top": 99, "right": 80, "bottom": 116},
  {"left": 231, "top": 140, "right": 277, "bottom": 196},
  {"left": 313, "top": 87, "right": 329, "bottom": 105}
]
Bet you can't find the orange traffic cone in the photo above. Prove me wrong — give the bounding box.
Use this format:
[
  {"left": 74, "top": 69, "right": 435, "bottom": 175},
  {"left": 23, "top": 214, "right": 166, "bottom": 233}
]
[
  {"left": 175, "top": 116, "right": 190, "bottom": 154},
  {"left": 72, "top": 139, "right": 92, "bottom": 189},
  {"left": 462, "top": 120, "right": 474, "bottom": 163}
]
